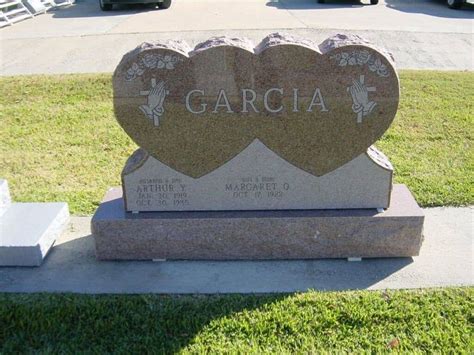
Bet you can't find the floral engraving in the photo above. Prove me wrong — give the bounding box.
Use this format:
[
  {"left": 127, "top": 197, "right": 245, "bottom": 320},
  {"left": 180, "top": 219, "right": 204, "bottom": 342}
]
[
  {"left": 125, "top": 54, "right": 183, "bottom": 81},
  {"left": 348, "top": 75, "right": 377, "bottom": 123},
  {"left": 139, "top": 78, "right": 169, "bottom": 126},
  {"left": 331, "top": 50, "right": 389, "bottom": 77},
  {"left": 126, "top": 63, "right": 145, "bottom": 81},
  {"left": 368, "top": 57, "right": 389, "bottom": 77}
]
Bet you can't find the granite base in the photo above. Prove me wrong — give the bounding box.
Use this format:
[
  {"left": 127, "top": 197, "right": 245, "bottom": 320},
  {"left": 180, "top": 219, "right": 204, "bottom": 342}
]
[{"left": 92, "top": 185, "right": 424, "bottom": 260}]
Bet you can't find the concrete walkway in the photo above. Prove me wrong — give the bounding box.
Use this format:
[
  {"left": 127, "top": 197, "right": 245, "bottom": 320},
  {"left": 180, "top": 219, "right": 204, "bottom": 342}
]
[
  {"left": 0, "top": 207, "right": 471, "bottom": 294},
  {"left": 1, "top": 0, "right": 473, "bottom": 75}
]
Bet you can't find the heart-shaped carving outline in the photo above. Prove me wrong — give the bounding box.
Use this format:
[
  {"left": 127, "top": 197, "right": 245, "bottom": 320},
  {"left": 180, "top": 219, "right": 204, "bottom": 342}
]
[{"left": 113, "top": 33, "right": 399, "bottom": 178}]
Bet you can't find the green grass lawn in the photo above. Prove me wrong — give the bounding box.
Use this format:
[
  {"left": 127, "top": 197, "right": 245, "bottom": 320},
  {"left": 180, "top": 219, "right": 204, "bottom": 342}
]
[
  {"left": 0, "top": 71, "right": 473, "bottom": 214},
  {"left": 1, "top": 288, "right": 472, "bottom": 353}
]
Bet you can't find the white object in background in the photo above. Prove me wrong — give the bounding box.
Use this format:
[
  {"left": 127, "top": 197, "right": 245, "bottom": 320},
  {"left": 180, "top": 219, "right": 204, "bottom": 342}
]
[
  {"left": 39, "top": 0, "right": 74, "bottom": 10},
  {"left": 0, "top": 0, "right": 33, "bottom": 27},
  {"left": 0, "top": 180, "right": 11, "bottom": 217},
  {"left": 39, "top": 0, "right": 55, "bottom": 9},
  {"left": 23, "top": 0, "right": 47, "bottom": 14}
]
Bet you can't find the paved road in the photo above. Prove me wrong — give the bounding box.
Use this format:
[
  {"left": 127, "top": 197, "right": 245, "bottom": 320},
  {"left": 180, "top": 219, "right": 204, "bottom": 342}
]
[
  {"left": 0, "top": 0, "right": 473, "bottom": 74},
  {"left": 0, "top": 207, "right": 472, "bottom": 293}
]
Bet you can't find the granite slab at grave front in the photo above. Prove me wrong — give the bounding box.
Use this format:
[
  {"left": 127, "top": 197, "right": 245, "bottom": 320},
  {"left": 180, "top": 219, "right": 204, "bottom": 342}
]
[
  {"left": 92, "top": 33, "right": 424, "bottom": 260},
  {"left": 0, "top": 179, "right": 70, "bottom": 267},
  {"left": 93, "top": 185, "right": 423, "bottom": 260}
]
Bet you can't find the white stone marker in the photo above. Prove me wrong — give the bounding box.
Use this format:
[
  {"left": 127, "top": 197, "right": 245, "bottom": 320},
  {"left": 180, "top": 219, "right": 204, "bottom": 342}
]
[
  {"left": 0, "top": 179, "right": 11, "bottom": 217},
  {"left": 0, "top": 180, "right": 70, "bottom": 266}
]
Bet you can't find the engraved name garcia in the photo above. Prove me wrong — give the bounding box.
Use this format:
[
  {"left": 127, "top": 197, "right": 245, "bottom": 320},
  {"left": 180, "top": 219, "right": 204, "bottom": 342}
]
[
  {"left": 184, "top": 87, "right": 329, "bottom": 114},
  {"left": 139, "top": 77, "right": 378, "bottom": 127}
]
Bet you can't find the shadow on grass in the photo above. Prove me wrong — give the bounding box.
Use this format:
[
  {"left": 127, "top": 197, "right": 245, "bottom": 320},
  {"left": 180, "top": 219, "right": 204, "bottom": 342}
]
[{"left": 1, "top": 291, "right": 292, "bottom": 352}]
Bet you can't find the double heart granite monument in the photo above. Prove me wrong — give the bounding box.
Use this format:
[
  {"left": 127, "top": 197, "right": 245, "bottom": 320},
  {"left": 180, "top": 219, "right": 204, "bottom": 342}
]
[{"left": 92, "top": 33, "right": 424, "bottom": 260}]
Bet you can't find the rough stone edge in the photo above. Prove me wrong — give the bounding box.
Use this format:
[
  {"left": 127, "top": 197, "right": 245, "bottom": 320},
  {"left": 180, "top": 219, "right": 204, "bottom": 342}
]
[
  {"left": 254, "top": 32, "right": 321, "bottom": 54},
  {"left": 113, "top": 40, "right": 193, "bottom": 81},
  {"left": 122, "top": 149, "right": 149, "bottom": 176},
  {"left": 37, "top": 203, "right": 70, "bottom": 265},
  {"left": 365, "top": 146, "right": 393, "bottom": 208},
  {"left": 114, "top": 32, "right": 397, "bottom": 71},
  {"left": 318, "top": 33, "right": 396, "bottom": 67},
  {"left": 121, "top": 149, "right": 149, "bottom": 211},
  {"left": 366, "top": 146, "right": 393, "bottom": 171},
  {"left": 119, "top": 40, "right": 192, "bottom": 63},
  {"left": 191, "top": 36, "right": 255, "bottom": 55},
  {"left": 0, "top": 179, "right": 11, "bottom": 217}
]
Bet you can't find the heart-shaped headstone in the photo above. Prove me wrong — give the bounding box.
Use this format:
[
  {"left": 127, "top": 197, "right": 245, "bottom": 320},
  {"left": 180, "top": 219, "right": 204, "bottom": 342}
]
[{"left": 113, "top": 33, "right": 399, "bottom": 178}]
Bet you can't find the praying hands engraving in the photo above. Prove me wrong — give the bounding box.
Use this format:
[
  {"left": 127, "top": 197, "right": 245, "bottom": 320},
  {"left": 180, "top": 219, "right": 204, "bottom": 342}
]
[
  {"left": 139, "top": 78, "right": 169, "bottom": 126},
  {"left": 348, "top": 75, "right": 377, "bottom": 123}
]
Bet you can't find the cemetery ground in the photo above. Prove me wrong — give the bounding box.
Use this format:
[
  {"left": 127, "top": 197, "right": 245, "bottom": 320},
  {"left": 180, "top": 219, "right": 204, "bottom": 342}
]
[{"left": 0, "top": 69, "right": 473, "bottom": 352}]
